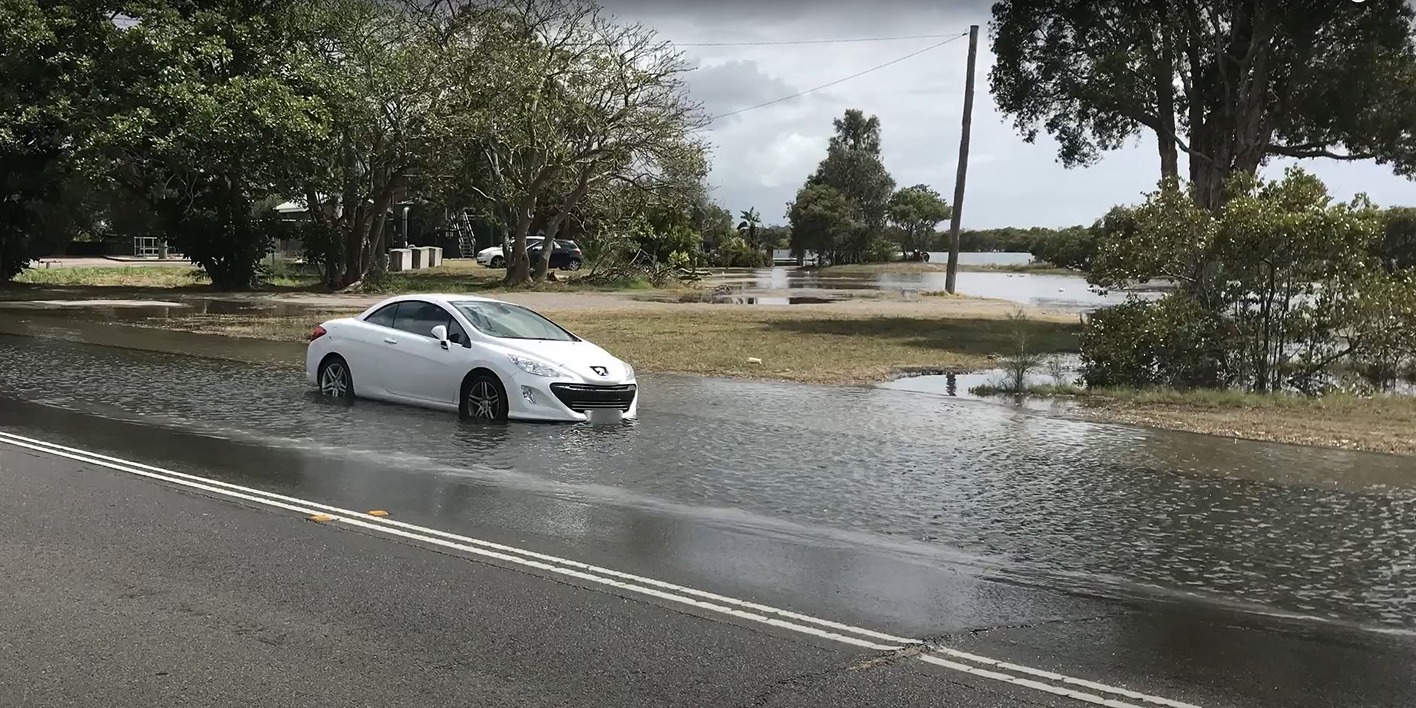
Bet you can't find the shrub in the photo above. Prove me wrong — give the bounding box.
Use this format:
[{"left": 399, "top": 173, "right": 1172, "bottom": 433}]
[{"left": 1080, "top": 294, "right": 1233, "bottom": 389}]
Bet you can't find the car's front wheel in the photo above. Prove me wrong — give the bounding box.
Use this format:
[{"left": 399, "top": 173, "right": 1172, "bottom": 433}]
[
  {"left": 489, "top": 255, "right": 505, "bottom": 268},
  {"left": 460, "top": 371, "right": 509, "bottom": 421},
  {"left": 317, "top": 355, "right": 354, "bottom": 400}
]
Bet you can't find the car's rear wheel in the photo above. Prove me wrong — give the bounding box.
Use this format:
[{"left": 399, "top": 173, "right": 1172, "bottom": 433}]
[
  {"left": 489, "top": 255, "right": 505, "bottom": 268},
  {"left": 566, "top": 258, "right": 582, "bottom": 271},
  {"left": 460, "top": 371, "right": 509, "bottom": 421},
  {"left": 317, "top": 355, "right": 354, "bottom": 400}
]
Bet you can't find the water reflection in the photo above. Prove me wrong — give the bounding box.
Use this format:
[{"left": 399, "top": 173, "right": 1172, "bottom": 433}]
[
  {"left": 739, "top": 267, "right": 1162, "bottom": 312},
  {"left": 1, "top": 334, "right": 1415, "bottom": 630}
]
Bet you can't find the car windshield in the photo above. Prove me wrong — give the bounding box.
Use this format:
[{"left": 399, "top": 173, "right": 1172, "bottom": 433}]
[{"left": 451, "top": 301, "right": 579, "bottom": 341}]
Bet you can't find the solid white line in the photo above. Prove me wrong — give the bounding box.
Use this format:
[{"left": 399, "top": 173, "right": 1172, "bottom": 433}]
[
  {"left": 0, "top": 431, "right": 1204, "bottom": 708},
  {"left": 928, "top": 647, "right": 1205, "bottom": 708},
  {"left": 919, "top": 655, "right": 1145, "bottom": 707}
]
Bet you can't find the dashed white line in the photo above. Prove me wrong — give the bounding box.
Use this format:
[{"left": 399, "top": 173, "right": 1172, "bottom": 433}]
[{"left": 0, "top": 430, "right": 1203, "bottom": 708}]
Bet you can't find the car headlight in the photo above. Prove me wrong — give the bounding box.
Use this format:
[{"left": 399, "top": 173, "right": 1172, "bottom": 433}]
[
  {"left": 508, "top": 353, "right": 562, "bottom": 377},
  {"left": 623, "top": 361, "right": 635, "bottom": 380}
]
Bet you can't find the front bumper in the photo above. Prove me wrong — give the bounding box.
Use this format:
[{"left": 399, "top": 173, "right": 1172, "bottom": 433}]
[{"left": 506, "top": 372, "right": 639, "bottom": 422}]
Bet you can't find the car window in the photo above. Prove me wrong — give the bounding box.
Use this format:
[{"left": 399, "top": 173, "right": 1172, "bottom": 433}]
[
  {"left": 554, "top": 240, "right": 577, "bottom": 250},
  {"left": 451, "top": 301, "right": 579, "bottom": 341},
  {"left": 392, "top": 301, "right": 453, "bottom": 339},
  {"left": 364, "top": 303, "right": 398, "bottom": 328},
  {"left": 446, "top": 318, "right": 469, "bottom": 347}
]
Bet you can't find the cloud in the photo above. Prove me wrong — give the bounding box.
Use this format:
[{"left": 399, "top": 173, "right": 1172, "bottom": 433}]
[
  {"left": 684, "top": 59, "right": 798, "bottom": 122},
  {"left": 597, "top": 0, "right": 1416, "bottom": 229}
]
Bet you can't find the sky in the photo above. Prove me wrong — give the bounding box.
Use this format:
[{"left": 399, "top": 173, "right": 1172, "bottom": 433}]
[{"left": 597, "top": 0, "right": 1415, "bottom": 229}]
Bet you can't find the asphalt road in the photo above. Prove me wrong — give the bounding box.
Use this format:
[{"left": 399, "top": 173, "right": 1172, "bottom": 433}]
[
  {"left": 1, "top": 337, "right": 1415, "bottom": 706},
  {"left": 0, "top": 445, "right": 1064, "bottom": 707}
]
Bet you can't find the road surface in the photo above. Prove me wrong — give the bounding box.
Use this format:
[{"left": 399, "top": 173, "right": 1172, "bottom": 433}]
[{"left": 1, "top": 336, "right": 1414, "bottom": 706}]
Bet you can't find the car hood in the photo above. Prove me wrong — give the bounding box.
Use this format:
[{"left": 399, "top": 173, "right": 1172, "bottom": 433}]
[{"left": 495, "top": 339, "right": 632, "bottom": 382}]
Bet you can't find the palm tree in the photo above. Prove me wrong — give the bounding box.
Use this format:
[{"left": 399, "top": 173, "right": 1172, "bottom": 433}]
[{"left": 737, "top": 207, "right": 762, "bottom": 255}]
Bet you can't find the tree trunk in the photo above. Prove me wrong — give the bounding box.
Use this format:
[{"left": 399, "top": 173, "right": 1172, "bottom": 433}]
[
  {"left": 1151, "top": 7, "right": 1180, "bottom": 181},
  {"left": 534, "top": 172, "right": 593, "bottom": 282},
  {"left": 534, "top": 213, "right": 565, "bottom": 282},
  {"left": 503, "top": 198, "right": 536, "bottom": 287}
]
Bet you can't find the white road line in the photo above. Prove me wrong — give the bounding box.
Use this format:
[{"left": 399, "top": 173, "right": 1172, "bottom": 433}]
[
  {"left": 919, "top": 655, "right": 1146, "bottom": 708},
  {"left": 0, "top": 431, "right": 1203, "bottom": 708},
  {"left": 927, "top": 647, "right": 1204, "bottom": 708}
]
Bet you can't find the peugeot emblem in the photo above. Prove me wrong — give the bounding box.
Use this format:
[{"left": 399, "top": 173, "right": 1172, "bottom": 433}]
[{"left": 590, "top": 366, "right": 608, "bottom": 377}]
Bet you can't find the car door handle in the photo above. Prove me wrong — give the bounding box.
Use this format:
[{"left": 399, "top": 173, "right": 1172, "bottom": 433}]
[{"left": 383, "top": 337, "right": 398, "bottom": 345}]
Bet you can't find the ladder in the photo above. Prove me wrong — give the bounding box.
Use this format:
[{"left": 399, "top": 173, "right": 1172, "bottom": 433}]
[{"left": 452, "top": 210, "right": 478, "bottom": 258}]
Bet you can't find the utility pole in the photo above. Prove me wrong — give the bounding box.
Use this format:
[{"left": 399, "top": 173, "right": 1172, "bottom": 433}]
[{"left": 944, "top": 24, "right": 979, "bottom": 295}]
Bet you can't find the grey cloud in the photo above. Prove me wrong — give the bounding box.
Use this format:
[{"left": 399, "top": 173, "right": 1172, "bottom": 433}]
[
  {"left": 599, "top": 0, "right": 992, "bottom": 35},
  {"left": 685, "top": 59, "right": 801, "bottom": 123}
]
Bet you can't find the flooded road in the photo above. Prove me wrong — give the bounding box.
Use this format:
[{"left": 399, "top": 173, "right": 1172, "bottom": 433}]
[{"left": 2, "top": 334, "right": 1413, "bottom": 635}]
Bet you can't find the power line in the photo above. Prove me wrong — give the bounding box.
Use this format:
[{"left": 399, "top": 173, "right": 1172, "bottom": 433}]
[
  {"left": 708, "top": 33, "right": 968, "bottom": 123},
  {"left": 678, "top": 32, "right": 968, "bottom": 48}
]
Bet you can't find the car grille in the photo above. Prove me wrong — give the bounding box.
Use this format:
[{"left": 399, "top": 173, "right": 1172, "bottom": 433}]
[{"left": 549, "top": 383, "right": 637, "bottom": 412}]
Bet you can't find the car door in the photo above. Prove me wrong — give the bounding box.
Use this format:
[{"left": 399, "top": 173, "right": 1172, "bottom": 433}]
[
  {"left": 341, "top": 302, "right": 402, "bottom": 396},
  {"left": 384, "top": 300, "right": 466, "bottom": 405}
]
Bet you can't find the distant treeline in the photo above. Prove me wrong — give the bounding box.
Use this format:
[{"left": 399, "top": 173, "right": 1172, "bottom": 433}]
[
  {"left": 930, "top": 226, "right": 1096, "bottom": 271},
  {"left": 935, "top": 207, "right": 1416, "bottom": 274}
]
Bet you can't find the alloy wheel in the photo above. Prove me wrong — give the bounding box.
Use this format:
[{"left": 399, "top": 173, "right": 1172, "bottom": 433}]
[
  {"left": 466, "top": 380, "right": 501, "bottom": 419},
  {"left": 320, "top": 362, "right": 348, "bottom": 398}
]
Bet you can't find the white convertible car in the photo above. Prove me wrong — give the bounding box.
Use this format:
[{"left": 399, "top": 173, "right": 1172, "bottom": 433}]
[{"left": 306, "top": 294, "right": 638, "bottom": 422}]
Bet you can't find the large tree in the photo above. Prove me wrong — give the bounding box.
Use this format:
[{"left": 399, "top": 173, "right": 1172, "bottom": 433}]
[
  {"left": 443, "top": 0, "right": 607, "bottom": 287},
  {"left": 94, "top": 0, "right": 331, "bottom": 289},
  {"left": 794, "top": 109, "right": 897, "bottom": 263},
  {"left": 990, "top": 0, "right": 1416, "bottom": 211},
  {"left": 0, "top": 1, "right": 117, "bottom": 281},
  {"left": 295, "top": 0, "right": 458, "bottom": 290},
  {"left": 787, "top": 183, "right": 859, "bottom": 265},
  {"left": 526, "top": 18, "right": 708, "bottom": 281},
  {"left": 887, "top": 184, "right": 951, "bottom": 258}
]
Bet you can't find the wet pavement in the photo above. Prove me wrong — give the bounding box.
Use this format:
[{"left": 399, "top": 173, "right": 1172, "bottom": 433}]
[
  {"left": 2, "top": 334, "right": 1415, "bottom": 629},
  {"left": 2, "top": 334, "right": 1416, "bottom": 705}
]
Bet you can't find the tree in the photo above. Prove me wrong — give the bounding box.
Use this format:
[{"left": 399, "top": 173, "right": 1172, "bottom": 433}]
[
  {"left": 526, "top": 18, "right": 709, "bottom": 282},
  {"left": 886, "top": 184, "right": 951, "bottom": 258},
  {"left": 1085, "top": 167, "right": 1383, "bottom": 392},
  {"left": 736, "top": 207, "right": 762, "bottom": 253},
  {"left": 92, "top": 0, "right": 332, "bottom": 289},
  {"left": 990, "top": 0, "right": 1416, "bottom": 212},
  {"left": 798, "top": 109, "right": 897, "bottom": 263},
  {"left": 291, "top": 0, "right": 460, "bottom": 290},
  {"left": 1380, "top": 207, "right": 1416, "bottom": 272},
  {"left": 787, "top": 184, "right": 858, "bottom": 266},
  {"left": 445, "top": 0, "right": 610, "bottom": 287},
  {"left": 0, "top": 1, "right": 116, "bottom": 281}
]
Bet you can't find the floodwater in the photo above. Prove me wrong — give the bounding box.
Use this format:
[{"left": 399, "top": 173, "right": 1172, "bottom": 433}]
[
  {"left": 748, "top": 252, "right": 1161, "bottom": 312},
  {"left": 0, "top": 296, "right": 319, "bottom": 321},
  {"left": 1, "top": 333, "right": 1414, "bottom": 633}
]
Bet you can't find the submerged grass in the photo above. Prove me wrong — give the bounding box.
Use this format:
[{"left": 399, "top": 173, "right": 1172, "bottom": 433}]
[
  {"left": 137, "top": 306, "right": 1082, "bottom": 385},
  {"left": 9, "top": 260, "right": 666, "bottom": 296},
  {"left": 966, "top": 380, "right": 1416, "bottom": 455},
  {"left": 810, "top": 261, "right": 1080, "bottom": 277}
]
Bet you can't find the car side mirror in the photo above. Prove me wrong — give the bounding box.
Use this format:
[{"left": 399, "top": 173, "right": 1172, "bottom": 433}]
[{"left": 430, "top": 324, "right": 449, "bottom": 349}]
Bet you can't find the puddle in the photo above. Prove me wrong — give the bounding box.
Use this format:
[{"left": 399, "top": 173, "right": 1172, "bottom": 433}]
[
  {"left": 722, "top": 296, "right": 838, "bottom": 305},
  {"left": 0, "top": 297, "right": 335, "bottom": 322},
  {"left": 0, "top": 299, "right": 189, "bottom": 309},
  {"left": 880, "top": 364, "right": 1082, "bottom": 413}
]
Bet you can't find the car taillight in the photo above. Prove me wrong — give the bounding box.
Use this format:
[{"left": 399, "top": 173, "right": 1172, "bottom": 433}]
[{"left": 309, "top": 325, "right": 327, "bottom": 341}]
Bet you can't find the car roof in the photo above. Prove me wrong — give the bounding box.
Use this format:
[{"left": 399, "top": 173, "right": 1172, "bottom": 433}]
[{"left": 363, "top": 293, "right": 511, "bottom": 310}]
